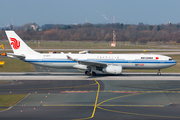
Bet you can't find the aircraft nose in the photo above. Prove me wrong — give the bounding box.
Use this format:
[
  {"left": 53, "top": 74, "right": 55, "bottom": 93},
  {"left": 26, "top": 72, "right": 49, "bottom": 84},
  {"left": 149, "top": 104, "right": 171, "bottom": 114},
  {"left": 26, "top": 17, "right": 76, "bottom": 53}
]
[{"left": 173, "top": 60, "right": 177, "bottom": 65}]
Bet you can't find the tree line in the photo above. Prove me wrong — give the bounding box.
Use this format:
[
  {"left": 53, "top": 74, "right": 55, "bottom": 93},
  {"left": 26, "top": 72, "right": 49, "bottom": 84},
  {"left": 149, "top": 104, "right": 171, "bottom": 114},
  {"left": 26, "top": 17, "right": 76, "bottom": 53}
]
[{"left": 1, "top": 22, "right": 180, "bottom": 44}]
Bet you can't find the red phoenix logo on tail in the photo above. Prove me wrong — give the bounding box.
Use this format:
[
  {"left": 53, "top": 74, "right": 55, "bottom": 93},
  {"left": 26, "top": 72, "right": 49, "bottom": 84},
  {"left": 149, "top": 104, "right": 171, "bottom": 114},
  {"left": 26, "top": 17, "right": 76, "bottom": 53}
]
[{"left": 10, "top": 38, "right": 20, "bottom": 49}]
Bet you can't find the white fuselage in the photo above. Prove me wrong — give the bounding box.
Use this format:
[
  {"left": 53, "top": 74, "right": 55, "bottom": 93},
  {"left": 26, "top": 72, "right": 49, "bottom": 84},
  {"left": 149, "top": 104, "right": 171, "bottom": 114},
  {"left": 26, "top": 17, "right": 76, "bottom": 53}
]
[
  {"left": 5, "top": 30, "right": 177, "bottom": 75},
  {"left": 24, "top": 53, "right": 177, "bottom": 70}
]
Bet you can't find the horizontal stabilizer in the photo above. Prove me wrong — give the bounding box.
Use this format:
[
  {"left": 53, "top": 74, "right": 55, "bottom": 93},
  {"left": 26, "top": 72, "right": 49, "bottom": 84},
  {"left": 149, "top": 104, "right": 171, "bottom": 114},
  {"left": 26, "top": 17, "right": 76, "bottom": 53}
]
[{"left": 2, "top": 53, "right": 25, "bottom": 60}]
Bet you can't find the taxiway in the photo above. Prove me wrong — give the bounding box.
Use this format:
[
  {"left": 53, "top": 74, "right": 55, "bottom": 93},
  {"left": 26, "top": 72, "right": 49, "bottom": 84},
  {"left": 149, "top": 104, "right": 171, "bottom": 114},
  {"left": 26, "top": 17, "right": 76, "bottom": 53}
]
[
  {"left": 1, "top": 79, "right": 180, "bottom": 120},
  {"left": 1, "top": 67, "right": 180, "bottom": 120}
]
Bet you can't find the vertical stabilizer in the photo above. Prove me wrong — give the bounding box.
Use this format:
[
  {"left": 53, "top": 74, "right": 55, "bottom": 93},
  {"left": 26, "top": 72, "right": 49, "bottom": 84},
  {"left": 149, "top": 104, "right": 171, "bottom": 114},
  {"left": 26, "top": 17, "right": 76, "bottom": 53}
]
[{"left": 5, "top": 31, "right": 39, "bottom": 55}]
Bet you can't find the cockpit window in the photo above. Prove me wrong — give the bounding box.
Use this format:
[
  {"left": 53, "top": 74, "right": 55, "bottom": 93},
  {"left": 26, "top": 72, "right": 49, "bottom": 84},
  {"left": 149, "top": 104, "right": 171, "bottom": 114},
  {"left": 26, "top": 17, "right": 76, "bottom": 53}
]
[{"left": 169, "top": 58, "right": 173, "bottom": 61}]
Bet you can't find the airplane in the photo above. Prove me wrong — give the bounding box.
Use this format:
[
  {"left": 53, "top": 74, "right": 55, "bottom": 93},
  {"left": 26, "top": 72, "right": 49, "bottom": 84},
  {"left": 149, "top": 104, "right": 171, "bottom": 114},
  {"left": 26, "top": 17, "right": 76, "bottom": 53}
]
[{"left": 2, "top": 30, "right": 177, "bottom": 76}]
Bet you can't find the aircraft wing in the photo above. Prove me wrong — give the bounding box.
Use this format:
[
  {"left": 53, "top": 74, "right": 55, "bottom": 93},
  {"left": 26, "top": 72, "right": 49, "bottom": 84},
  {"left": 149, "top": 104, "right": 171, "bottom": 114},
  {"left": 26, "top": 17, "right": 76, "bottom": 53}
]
[
  {"left": 77, "top": 60, "right": 107, "bottom": 67},
  {"left": 67, "top": 55, "right": 107, "bottom": 67},
  {"left": 1, "top": 53, "right": 25, "bottom": 60}
]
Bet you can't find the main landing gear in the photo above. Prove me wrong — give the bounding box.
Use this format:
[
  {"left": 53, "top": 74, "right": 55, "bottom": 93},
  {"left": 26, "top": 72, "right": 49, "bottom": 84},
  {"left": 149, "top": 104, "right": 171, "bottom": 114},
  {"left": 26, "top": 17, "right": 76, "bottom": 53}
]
[
  {"left": 85, "top": 71, "right": 97, "bottom": 76},
  {"left": 157, "top": 69, "right": 161, "bottom": 75}
]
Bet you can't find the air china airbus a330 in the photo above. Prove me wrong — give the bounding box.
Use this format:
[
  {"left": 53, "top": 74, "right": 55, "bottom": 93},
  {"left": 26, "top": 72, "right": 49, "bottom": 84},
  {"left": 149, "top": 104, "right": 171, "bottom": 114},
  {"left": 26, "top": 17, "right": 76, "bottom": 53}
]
[{"left": 3, "top": 30, "right": 177, "bottom": 76}]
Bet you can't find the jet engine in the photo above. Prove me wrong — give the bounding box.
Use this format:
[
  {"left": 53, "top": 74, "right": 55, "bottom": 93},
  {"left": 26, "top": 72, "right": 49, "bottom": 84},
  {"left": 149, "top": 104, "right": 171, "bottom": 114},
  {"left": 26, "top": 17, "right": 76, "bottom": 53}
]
[{"left": 102, "top": 66, "right": 122, "bottom": 74}]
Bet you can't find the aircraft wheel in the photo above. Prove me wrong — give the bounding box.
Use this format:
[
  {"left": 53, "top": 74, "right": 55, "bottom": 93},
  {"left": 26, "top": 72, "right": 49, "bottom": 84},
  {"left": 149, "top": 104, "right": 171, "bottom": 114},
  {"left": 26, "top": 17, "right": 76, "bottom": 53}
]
[
  {"left": 157, "top": 69, "right": 161, "bottom": 76},
  {"left": 92, "top": 71, "right": 96, "bottom": 76},
  {"left": 157, "top": 72, "right": 161, "bottom": 76},
  {"left": 85, "top": 71, "right": 91, "bottom": 76}
]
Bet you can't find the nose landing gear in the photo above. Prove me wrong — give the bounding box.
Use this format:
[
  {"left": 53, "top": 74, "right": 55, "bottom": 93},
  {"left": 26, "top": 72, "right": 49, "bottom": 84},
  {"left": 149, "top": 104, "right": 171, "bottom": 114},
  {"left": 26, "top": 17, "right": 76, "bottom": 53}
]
[{"left": 157, "top": 69, "right": 161, "bottom": 75}]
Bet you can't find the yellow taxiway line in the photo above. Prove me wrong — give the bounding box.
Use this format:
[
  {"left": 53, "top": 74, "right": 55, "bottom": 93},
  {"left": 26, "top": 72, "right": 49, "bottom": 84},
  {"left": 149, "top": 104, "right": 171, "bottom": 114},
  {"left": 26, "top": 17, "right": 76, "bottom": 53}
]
[{"left": 73, "top": 79, "right": 100, "bottom": 120}]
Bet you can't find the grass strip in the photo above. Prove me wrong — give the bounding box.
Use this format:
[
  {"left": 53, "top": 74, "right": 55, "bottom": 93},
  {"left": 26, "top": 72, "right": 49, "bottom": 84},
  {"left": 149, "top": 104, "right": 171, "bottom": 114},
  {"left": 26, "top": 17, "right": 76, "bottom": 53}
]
[
  {"left": 0, "top": 57, "right": 35, "bottom": 72},
  {"left": 0, "top": 94, "right": 27, "bottom": 107},
  {"left": 0, "top": 81, "right": 10, "bottom": 83}
]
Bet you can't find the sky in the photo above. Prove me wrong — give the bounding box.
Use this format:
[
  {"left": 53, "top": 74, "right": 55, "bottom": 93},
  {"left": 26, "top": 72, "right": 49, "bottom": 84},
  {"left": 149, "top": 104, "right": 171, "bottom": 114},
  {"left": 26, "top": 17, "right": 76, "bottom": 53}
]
[{"left": 0, "top": 0, "right": 180, "bottom": 26}]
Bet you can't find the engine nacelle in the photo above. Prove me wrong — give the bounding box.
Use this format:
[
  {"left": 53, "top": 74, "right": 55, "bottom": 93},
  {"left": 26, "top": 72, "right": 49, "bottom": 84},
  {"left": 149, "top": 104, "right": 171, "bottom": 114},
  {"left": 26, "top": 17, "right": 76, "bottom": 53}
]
[{"left": 102, "top": 66, "right": 122, "bottom": 74}]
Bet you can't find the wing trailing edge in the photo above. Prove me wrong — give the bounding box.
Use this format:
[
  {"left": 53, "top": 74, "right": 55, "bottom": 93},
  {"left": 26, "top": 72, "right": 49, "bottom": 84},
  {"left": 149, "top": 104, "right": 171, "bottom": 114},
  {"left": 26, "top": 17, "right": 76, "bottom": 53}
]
[{"left": 67, "top": 55, "right": 107, "bottom": 67}]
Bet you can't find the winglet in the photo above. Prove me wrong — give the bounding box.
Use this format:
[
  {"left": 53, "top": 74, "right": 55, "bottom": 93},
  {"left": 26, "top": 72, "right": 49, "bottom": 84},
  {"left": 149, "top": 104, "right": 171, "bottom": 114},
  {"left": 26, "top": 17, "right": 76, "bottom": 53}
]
[{"left": 67, "top": 55, "right": 76, "bottom": 61}]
